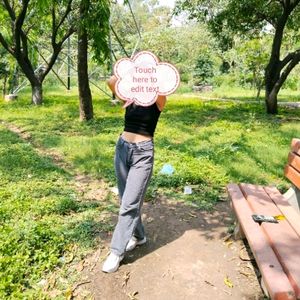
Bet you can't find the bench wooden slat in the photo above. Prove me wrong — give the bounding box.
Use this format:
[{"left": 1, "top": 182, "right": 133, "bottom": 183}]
[
  {"left": 288, "top": 152, "right": 300, "bottom": 173},
  {"left": 291, "top": 139, "right": 300, "bottom": 155},
  {"left": 285, "top": 165, "right": 300, "bottom": 190},
  {"left": 240, "top": 183, "right": 300, "bottom": 298},
  {"left": 265, "top": 186, "right": 300, "bottom": 239},
  {"left": 227, "top": 183, "right": 296, "bottom": 300}
]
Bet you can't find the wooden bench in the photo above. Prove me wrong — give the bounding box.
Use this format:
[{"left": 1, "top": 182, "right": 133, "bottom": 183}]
[{"left": 227, "top": 138, "right": 300, "bottom": 300}]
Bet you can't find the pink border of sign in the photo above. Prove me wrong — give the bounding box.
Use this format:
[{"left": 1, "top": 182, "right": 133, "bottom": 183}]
[{"left": 113, "top": 51, "right": 180, "bottom": 107}]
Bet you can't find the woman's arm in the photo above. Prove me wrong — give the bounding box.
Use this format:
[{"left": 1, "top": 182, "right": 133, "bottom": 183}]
[
  {"left": 107, "top": 75, "right": 126, "bottom": 103},
  {"left": 156, "top": 95, "right": 167, "bottom": 111},
  {"left": 107, "top": 75, "right": 117, "bottom": 94}
]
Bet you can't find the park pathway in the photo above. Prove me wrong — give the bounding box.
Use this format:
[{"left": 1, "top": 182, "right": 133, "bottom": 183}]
[{"left": 77, "top": 197, "right": 264, "bottom": 300}]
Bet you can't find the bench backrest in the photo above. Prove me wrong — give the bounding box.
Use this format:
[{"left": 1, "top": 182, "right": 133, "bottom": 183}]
[{"left": 285, "top": 138, "right": 300, "bottom": 189}]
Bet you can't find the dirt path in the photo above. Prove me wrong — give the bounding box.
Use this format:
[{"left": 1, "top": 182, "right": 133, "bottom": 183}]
[
  {"left": 1, "top": 120, "right": 265, "bottom": 300},
  {"left": 77, "top": 198, "right": 264, "bottom": 300}
]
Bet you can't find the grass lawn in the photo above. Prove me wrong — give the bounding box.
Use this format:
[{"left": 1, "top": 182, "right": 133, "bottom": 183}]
[
  {"left": 181, "top": 85, "right": 300, "bottom": 103},
  {"left": 0, "top": 85, "right": 299, "bottom": 298}
]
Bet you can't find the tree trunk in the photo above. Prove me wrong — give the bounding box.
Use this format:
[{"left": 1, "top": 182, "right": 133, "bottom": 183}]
[
  {"left": 256, "top": 85, "right": 261, "bottom": 103},
  {"left": 264, "top": 10, "right": 290, "bottom": 115},
  {"left": 31, "top": 81, "right": 43, "bottom": 105},
  {"left": 77, "top": 1, "right": 93, "bottom": 121},
  {"left": 14, "top": 55, "right": 44, "bottom": 105},
  {"left": 265, "top": 88, "right": 278, "bottom": 114}
]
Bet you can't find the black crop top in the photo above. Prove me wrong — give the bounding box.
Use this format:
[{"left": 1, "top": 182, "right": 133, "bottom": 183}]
[{"left": 124, "top": 103, "right": 161, "bottom": 137}]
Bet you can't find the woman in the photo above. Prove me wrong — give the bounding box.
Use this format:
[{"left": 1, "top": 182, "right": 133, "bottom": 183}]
[{"left": 102, "top": 75, "right": 166, "bottom": 273}]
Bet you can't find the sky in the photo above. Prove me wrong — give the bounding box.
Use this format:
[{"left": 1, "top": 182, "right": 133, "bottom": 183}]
[{"left": 159, "top": 0, "right": 176, "bottom": 8}]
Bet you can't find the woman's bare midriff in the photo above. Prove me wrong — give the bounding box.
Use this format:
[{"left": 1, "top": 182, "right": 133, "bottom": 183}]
[{"left": 122, "top": 131, "right": 152, "bottom": 143}]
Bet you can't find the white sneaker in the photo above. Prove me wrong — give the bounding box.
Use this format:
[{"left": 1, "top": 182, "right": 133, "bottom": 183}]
[
  {"left": 102, "top": 252, "right": 124, "bottom": 273},
  {"left": 126, "top": 236, "right": 147, "bottom": 252}
]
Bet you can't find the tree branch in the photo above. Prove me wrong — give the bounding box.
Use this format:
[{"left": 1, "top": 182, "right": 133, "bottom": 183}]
[
  {"left": 291, "top": 0, "right": 300, "bottom": 6},
  {"left": 2, "top": 0, "right": 16, "bottom": 20},
  {"left": 20, "top": 30, "right": 29, "bottom": 57},
  {"left": 15, "top": 0, "right": 30, "bottom": 30},
  {"left": 42, "top": 27, "right": 76, "bottom": 81},
  {"left": 275, "top": 50, "right": 300, "bottom": 91},
  {"left": 53, "top": 0, "right": 73, "bottom": 43},
  {"left": 280, "top": 51, "right": 297, "bottom": 68},
  {"left": 256, "top": 11, "right": 277, "bottom": 27},
  {"left": 14, "top": 0, "right": 30, "bottom": 53},
  {"left": 287, "top": 0, "right": 300, "bottom": 11},
  {"left": 0, "top": 32, "right": 14, "bottom": 55},
  {"left": 52, "top": 5, "right": 57, "bottom": 47}
]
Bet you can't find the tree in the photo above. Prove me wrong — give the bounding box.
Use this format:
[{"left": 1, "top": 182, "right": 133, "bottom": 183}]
[
  {"left": 77, "top": 0, "right": 110, "bottom": 121},
  {"left": 193, "top": 52, "right": 214, "bottom": 85},
  {"left": 0, "top": 48, "right": 10, "bottom": 97},
  {"left": 175, "top": 0, "right": 300, "bottom": 114},
  {"left": 0, "top": 0, "right": 75, "bottom": 104},
  {"left": 237, "top": 38, "right": 270, "bottom": 100},
  {"left": 77, "top": 0, "right": 93, "bottom": 121}
]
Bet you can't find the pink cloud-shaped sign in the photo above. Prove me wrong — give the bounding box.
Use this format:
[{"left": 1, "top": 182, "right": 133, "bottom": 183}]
[{"left": 114, "top": 51, "right": 180, "bottom": 107}]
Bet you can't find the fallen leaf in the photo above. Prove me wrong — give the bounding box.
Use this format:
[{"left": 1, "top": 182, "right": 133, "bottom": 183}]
[
  {"left": 127, "top": 291, "right": 139, "bottom": 299},
  {"left": 223, "top": 234, "right": 232, "bottom": 242},
  {"left": 224, "top": 240, "right": 233, "bottom": 248},
  {"left": 274, "top": 215, "right": 285, "bottom": 221},
  {"left": 188, "top": 212, "right": 197, "bottom": 218},
  {"left": 239, "top": 270, "right": 253, "bottom": 277},
  {"left": 122, "top": 271, "right": 131, "bottom": 287},
  {"left": 224, "top": 276, "right": 234, "bottom": 288},
  {"left": 65, "top": 287, "right": 73, "bottom": 300}
]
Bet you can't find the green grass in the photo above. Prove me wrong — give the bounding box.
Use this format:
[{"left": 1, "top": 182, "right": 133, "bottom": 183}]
[
  {"left": 185, "top": 85, "right": 300, "bottom": 103},
  {"left": 0, "top": 85, "right": 300, "bottom": 298},
  {"left": 0, "top": 116, "right": 116, "bottom": 298}
]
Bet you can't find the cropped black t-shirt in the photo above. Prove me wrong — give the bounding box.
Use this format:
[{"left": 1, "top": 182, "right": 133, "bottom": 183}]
[{"left": 124, "top": 103, "right": 161, "bottom": 137}]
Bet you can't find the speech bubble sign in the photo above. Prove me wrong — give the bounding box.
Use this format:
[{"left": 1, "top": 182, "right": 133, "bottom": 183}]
[{"left": 114, "top": 51, "right": 180, "bottom": 107}]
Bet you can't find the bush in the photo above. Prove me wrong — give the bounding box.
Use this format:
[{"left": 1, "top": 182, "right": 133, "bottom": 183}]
[{"left": 213, "top": 73, "right": 240, "bottom": 88}]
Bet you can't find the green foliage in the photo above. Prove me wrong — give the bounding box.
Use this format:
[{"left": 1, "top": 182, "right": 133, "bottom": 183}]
[
  {"left": 0, "top": 48, "right": 19, "bottom": 94},
  {"left": 78, "top": 0, "right": 111, "bottom": 64},
  {"left": 176, "top": 0, "right": 300, "bottom": 114},
  {"left": 217, "top": 36, "right": 271, "bottom": 91},
  {"left": 193, "top": 53, "right": 214, "bottom": 85},
  {"left": 175, "top": 0, "right": 293, "bottom": 39},
  {"left": 0, "top": 122, "right": 112, "bottom": 298}
]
